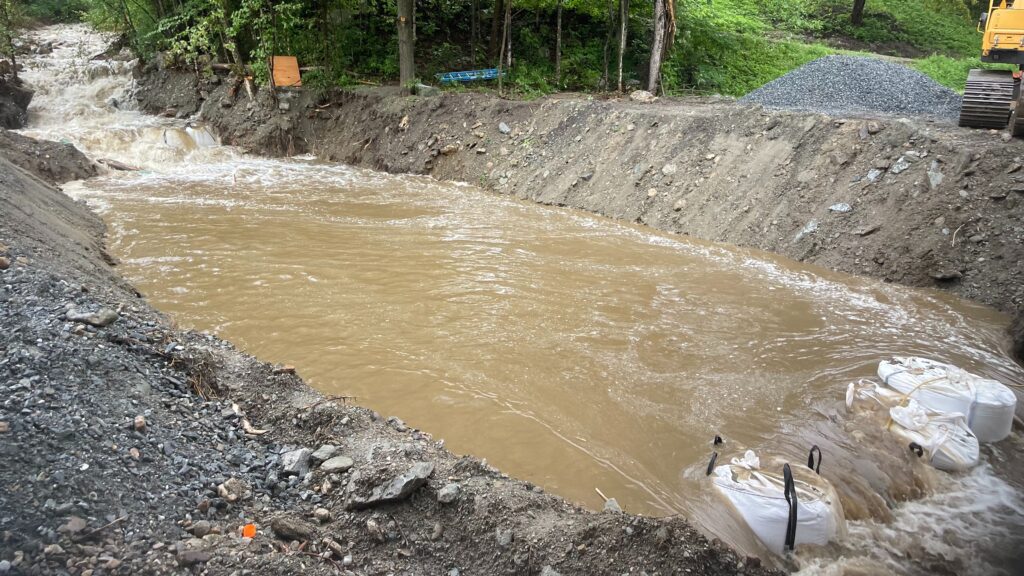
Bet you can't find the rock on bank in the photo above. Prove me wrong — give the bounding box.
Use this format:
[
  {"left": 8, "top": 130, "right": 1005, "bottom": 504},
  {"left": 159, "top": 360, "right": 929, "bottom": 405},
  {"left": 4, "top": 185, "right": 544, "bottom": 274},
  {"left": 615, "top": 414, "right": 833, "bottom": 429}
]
[
  {"left": 136, "top": 69, "right": 1024, "bottom": 363},
  {"left": 0, "top": 134, "right": 774, "bottom": 574}
]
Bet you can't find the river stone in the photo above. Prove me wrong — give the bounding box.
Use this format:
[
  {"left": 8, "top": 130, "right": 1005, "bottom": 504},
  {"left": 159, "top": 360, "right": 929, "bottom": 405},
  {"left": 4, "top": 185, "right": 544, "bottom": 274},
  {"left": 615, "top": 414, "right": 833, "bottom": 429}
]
[
  {"left": 347, "top": 462, "right": 434, "bottom": 510},
  {"left": 66, "top": 307, "right": 119, "bottom": 327},
  {"left": 603, "top": 498, "right": 622, "bottom": 513},
  {"left": 271, "top": 515, "right": 317, "bottom": 541},
  {"left": 281, "top": 448, "right": 312, "bottom": 476},
  {"left": 321, "top": 455, "right": 354, "bottom": 473},
  {"left": 311, "top": 444, "right": 338, "bottom": 462}
]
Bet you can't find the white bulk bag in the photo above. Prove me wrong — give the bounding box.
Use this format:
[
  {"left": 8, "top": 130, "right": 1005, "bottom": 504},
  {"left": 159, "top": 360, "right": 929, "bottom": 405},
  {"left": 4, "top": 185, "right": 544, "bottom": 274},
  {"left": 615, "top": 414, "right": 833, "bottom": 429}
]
[
  {"left": 878, "top": 357, "right": 1016, "bottom": 443},
  {"left": 710, "top": 450, "right": 844, "bottom": 554},
  {"left": 847, "top": 380, "right": 981, "bottom": 472}
]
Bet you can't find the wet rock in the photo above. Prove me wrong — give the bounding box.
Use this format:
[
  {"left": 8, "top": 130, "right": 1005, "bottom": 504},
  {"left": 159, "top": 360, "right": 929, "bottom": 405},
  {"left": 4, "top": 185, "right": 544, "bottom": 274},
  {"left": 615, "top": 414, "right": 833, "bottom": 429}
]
[
  {"left": 0, "top": 560, "right": 10, "bottom": 573},
  {"left": 320, "top": 455, "right": 354, "bottom": 473},
  {"left": 1011, "top": 313, "right": 1024, "bottom": 363},
  {"left": 347, "top": 462, "right": 434, "bottom": 510},
  {"left": 66, "top": 307, "right": 119, "bottom": 327},
  {"left": 281, "top": 447, "right": 312, "bottom": 476},
  {"left": 386, "top": 416, "right": 408, "bottom": 432},
  {"left": 603, "top": 498, "right": 622, "bottom": 513},
  {"left": 437, "top": 483, "right": 461, "bottom": 504},
  {"left": 498, "top": 122, "right": 511, "bottom": 134},
  {"left": 311, "top": 444, "right": 338, "bottom": 462},
  {"left": 654, "top": 525, "right": 671, "bottom": 545},
  {"left": 929, "top": 268, "right": 962, "bottom": 281},
  {"left": 216, "top": 477, "right": 252, "bottom": 503},
  {"left": 629, "top": 90, "right": 657, "bottom": 104},
  {"left": 271, "top": 515, "right": 317, "bottom": 541}
]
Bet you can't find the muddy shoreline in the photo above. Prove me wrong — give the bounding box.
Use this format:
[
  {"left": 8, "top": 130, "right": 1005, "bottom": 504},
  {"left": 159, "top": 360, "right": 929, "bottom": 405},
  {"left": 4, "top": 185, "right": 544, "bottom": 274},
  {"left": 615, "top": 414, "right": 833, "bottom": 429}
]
[
  {"left": 0, "top": 131, "right": 777, "bottom": 573},
  {"left": 133, "top": 67, "right": 1024, "bottom": 359}
]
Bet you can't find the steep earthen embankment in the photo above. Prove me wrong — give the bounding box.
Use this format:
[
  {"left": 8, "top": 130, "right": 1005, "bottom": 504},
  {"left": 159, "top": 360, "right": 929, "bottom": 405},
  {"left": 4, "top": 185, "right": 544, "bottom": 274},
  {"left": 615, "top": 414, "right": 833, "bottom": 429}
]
[
  {"left": 136, "top": 69, "right": 1024, "bottom": 359},
  {"left": 0, "top": 133, "right": 775, "bottom": 574}
]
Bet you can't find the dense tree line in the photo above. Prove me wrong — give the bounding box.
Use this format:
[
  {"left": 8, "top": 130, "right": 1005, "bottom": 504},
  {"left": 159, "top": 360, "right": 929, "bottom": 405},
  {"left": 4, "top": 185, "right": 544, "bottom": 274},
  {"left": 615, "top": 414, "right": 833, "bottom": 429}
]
[{"left": 0, "top": 1, "right": 985, "bottom": 97}]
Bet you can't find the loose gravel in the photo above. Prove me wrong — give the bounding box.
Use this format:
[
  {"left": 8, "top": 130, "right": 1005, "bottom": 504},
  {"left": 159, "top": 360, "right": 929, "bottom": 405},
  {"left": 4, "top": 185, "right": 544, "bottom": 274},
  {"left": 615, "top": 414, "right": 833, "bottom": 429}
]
[{"left": 740, "top": 55, "right": 962, "bottom": 121}]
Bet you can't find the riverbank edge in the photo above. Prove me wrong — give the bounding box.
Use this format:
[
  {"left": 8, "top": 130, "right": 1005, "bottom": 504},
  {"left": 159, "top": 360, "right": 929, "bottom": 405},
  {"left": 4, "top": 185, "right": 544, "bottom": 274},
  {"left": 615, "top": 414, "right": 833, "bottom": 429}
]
[
  {"left": 133, "top": 67, "right": 1024, "bottom": 362},
  {"left": 0, "top": 132, "right": 778, "bottom": 574}
]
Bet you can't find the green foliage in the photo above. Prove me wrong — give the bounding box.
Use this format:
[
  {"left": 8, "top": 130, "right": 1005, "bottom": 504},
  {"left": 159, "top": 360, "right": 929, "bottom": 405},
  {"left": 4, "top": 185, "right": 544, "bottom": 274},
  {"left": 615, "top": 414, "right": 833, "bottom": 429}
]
[
  {"left": 816, "top": 0, "right": 978, "bottom": 57},
  {"left": 22, "top": 0, "right": 988, "bottom": 100},
  {"left": 912, "top": 54, "right": 1014, "bottom": 92},
  {"left": 20, "top": 0, "right": 87, "bottom": 23}
]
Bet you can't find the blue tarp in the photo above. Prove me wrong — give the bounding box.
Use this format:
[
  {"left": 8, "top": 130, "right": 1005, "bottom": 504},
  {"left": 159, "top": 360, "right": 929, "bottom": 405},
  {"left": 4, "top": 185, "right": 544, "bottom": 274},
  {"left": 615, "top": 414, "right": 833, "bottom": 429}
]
[{"left": 435, "top": 69, "right": 504, "bottom": 84}]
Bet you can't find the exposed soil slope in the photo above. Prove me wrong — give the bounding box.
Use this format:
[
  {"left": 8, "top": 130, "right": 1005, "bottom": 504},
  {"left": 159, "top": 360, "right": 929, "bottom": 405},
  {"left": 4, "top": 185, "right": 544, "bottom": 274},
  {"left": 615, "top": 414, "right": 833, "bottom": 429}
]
[
  {"left": 137, "top": 70, "right": 1024, "bottom": 359},
  {"left": 0, "top": 140, "right": 774, "bottom": 575}
]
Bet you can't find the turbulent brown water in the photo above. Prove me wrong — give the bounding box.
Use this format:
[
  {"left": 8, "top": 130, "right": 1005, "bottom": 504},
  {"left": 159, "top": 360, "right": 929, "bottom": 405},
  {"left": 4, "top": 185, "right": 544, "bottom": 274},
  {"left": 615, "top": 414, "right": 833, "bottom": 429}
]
[{"left": 20, "top": 25, "right": 1024, "bottom": 575}]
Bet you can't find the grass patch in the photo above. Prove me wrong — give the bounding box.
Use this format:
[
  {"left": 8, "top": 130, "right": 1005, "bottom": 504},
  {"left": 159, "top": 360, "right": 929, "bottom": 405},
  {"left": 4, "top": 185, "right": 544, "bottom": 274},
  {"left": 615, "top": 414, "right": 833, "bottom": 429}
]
[{"left": 912, "top": 54, "right": 1015, "bottom": 92}]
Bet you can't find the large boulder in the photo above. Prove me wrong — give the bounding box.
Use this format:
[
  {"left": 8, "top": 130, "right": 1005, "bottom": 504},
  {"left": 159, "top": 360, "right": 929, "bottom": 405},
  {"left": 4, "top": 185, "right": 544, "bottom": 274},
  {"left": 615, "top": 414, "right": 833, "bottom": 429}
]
[{"left": 0, "top": 77, "right": 33, "bottom": 129}]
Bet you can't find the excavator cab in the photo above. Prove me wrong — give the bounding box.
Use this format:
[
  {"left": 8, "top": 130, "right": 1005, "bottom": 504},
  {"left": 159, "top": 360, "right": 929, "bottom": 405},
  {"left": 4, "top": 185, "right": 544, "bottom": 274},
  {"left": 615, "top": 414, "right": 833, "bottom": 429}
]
[{"left": 960, "top": 1, "right": 1024, "bottom": 133}]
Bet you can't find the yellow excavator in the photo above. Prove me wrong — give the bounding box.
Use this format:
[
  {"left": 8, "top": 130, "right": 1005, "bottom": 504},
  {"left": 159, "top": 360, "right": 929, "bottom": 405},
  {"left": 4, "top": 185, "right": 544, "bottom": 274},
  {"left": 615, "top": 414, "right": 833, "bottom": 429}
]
[{"left": 960, "top": 1, "right": 1024, "bottom": 134}]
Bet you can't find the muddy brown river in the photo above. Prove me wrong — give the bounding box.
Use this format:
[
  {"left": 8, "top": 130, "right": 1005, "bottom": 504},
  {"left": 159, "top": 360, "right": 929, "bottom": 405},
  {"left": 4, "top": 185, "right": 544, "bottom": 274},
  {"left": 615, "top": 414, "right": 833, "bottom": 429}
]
[{"left": 21, "top": 25, "right": 1024, "bottom": 575}]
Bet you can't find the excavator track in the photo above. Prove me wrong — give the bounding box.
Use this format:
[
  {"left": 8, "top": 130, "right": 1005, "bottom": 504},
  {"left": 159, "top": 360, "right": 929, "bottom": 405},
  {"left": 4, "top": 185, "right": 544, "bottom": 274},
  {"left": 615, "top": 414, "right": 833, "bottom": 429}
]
[{"left": 959, "top": 69, "right": 1018, "bottom": 130}]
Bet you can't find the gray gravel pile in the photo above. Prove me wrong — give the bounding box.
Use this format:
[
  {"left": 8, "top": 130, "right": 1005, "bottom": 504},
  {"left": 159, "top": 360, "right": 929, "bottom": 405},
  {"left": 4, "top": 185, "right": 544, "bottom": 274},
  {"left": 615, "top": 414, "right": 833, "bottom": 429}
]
[{"left": 740, "top": 55, "right": 962, "bottom": 121}]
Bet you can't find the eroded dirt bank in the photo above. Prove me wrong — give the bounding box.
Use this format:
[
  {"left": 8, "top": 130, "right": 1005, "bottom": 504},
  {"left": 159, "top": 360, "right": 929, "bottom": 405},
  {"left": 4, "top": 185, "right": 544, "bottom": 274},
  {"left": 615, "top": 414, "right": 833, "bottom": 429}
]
[
  {"left": 135, "top": 69, "right": 1024, "bottom": 357},
  {"left": 0, "top": 132, "right": 774, "bottom": 574}
]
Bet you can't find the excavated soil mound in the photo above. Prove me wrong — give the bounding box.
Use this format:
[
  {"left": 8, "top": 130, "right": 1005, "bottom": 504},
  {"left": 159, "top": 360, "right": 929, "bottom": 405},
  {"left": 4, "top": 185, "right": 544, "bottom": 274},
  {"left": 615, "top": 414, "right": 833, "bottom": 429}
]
[{"left": 740, "top": 55, "right": 962, "bottom": 121}]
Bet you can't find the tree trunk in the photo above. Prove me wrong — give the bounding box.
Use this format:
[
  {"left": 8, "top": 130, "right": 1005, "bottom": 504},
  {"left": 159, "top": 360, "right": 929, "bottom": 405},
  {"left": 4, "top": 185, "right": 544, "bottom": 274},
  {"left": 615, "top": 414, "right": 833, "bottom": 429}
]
[
  {"left": 497, "top": 0, "right": 511, "bottom": 93},
  {"left": 555, "top": 0, "right": 562, "bottom": 86},
  {"left": 489, "top": 0, "right": 503, "bottom": 62},
  {"left": 397, "top": 0, "right": 415, "bottom": 93},
  {"left": 617, "top": 0, "right": 629, "bottom": 92},
  {"left": 851, "top": 0, "right": 866, "bottom": 25},
  {"left": 646, "top": 0, "right": 665, "bottom": 92},
  {"left": 602, "top": 0, "right": 614, "bottom": 90},
  {"left": 504, "top": 0, "right": 512, "bottom": 69},
  {"left": 471, "top": 0, "right": 478, "bottom": 67}
]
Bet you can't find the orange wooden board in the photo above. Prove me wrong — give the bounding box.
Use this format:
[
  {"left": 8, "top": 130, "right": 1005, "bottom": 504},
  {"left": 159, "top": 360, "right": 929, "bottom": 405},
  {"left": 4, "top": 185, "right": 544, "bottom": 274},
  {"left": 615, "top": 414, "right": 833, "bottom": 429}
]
[{"left": 271, "top": 56, "right": 302, "bottom": 88}]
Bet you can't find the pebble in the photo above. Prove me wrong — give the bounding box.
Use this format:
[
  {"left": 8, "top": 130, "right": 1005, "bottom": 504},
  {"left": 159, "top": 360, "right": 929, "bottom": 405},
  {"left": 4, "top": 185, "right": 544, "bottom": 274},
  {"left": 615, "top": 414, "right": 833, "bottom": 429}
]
[
  {"left": 133, "top": 415, "right": 146, "bottom": 431},
  {"left": 496, "top": 528, "right": 514, "bottom": 547},
  {"left": 0, "top": 256, "right": 9, "bottom": 270},
  {"left": 498, "top": 122, "right": 511, "bottom": 134},
  {"left": 603, "top": 498, "right": 622, "bottom": 513},
  {"left": 0, "top": 560, "right": 10, "bottom": 573}
]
